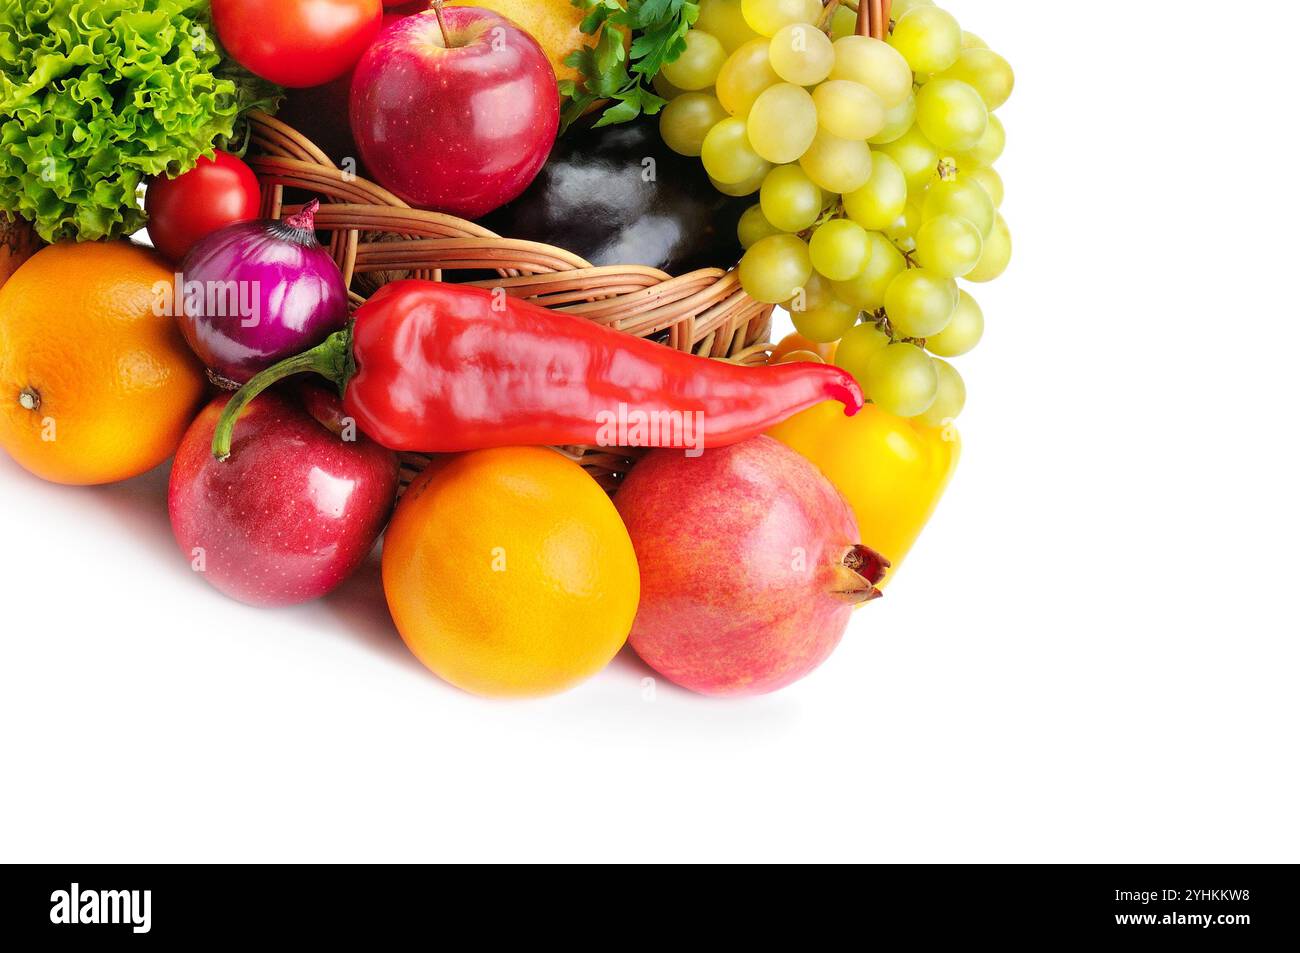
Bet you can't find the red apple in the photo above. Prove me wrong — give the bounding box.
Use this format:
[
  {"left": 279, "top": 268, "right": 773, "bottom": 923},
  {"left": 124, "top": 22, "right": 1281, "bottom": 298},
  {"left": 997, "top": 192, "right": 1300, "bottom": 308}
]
[
  {"left": 350, "top": 5, "right": 560, "bottom": 218},
  {"left": 169, "top": 387, "right": 400, "bottom": 608}
]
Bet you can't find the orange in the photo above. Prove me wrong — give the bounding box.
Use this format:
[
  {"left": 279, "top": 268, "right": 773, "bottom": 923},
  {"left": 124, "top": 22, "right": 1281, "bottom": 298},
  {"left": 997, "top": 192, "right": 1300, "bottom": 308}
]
[
  {"left": 383, "top": 447, "right": 641, "bottom": 697},
  {"left": 449, "top": 0, "right": 624, "bottom": 87},
  {"left": 0, "top": 241, "right": 207, "bottom": 485},
  {"left": 769, "top": 332, "right": 836, "bottom": 364}
]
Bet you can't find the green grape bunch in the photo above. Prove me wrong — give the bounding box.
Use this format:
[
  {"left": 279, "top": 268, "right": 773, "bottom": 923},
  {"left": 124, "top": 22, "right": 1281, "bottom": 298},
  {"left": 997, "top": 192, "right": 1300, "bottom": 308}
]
[{"left": 655, "top": 0, "right": 1014, "bottom": 424}]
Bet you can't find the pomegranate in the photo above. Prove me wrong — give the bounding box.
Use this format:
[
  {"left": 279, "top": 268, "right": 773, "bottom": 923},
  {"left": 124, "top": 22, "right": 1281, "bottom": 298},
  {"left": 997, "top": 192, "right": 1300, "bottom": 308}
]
[{"left": 615, "top": 436, "right": 887, "bottom": 696}]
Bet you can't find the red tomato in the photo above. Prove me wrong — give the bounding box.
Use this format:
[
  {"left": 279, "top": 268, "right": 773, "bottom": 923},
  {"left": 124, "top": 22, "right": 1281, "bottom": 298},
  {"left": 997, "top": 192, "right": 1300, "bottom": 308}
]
[
  {"left": 212, "top": 0, "right": 383, "bottom": 88},
  {"left": 145, "top": 151, "right": 262, "bottom": 264}
]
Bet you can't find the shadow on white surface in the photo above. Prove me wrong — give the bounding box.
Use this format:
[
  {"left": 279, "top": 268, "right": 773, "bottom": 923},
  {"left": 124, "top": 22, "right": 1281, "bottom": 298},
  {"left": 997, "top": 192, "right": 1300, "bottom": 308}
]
[
  {"left": 86, "top": 459, "right": 176, "bottom": 562},
  {"left": 0, "top": 446, "right": 822, "bottom": 732},
  {"left": 316, "top": 546, "right": 434, "bottom": 679}
]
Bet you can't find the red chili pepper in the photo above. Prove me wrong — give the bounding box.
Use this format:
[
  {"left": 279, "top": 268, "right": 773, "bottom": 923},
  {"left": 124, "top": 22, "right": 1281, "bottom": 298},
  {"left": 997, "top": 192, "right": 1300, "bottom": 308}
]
[{"left": 211, "top": 280, "right": 862, "bottom": 459}]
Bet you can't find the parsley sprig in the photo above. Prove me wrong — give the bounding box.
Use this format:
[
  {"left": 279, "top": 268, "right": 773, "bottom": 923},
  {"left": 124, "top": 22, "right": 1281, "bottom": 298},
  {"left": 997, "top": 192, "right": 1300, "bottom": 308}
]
[{"left": 559, "top": 0, "right": 701, "bottom": 131}]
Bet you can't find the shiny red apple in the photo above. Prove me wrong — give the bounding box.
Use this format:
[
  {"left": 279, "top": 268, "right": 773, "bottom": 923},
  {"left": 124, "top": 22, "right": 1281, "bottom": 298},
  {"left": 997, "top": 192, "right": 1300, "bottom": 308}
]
[
  {"left": 169, "top": 386, "right": 400, "bottom": 608},
  {"left": 349, "top": 5, "right": 560, "bottom": 218}
]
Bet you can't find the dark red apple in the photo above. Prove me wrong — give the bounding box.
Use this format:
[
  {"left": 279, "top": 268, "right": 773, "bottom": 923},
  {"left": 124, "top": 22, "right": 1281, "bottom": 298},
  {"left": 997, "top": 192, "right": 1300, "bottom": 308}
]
[
  {"left": 350, "top": 5, "right": 560, "bottom": 218},
  {"left": 169, "top": 386, "right": 400, "bottom": 608}
]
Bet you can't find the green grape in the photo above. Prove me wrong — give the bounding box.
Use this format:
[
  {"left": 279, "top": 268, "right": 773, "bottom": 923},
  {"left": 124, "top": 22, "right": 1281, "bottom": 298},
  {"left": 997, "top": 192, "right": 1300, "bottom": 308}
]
[
  {"left": 716, "top": 38, "right": 780, "bottom": 116},
  {"left": 659, "top": 92, "right": 729, "bottom": 157},
  {"left": 662, "top": 31, "right": 728, "bottom": 91},
  {"left": 738, "top": 203, "right": 783, "bottom": 247},
  {"left": 967, "top": 166, "right": 1003, "bottom": 207},
  {"left": 961, "top": 31, "right": 988, "bottom": 50},
  {"left": 747, "top": 83, "right": 819, "bottom": 163},
  {"left": 965, "top": 212, "right": 1011, "bottom": 282},
  {"left": 922, "top": 174, "right": 995, "bottom": 237},
  {"left": 710, "top": 166, "right": 768, "bottom": 196},
  {"left": 936, "top": 48, "right": 1014, "bottom": 110},
  {"left": 759, "top": 164, "right": 822, "bottom": 232},
  {"left": 789, "top": 272, "right": 859, "bottom": 342},
  {"left": 809, "top": 219, "right": 870, "bottom": 281},
  {"left": 915, "top": 78, "right": 988, "bottom": 153},
  {"left": 702, "top": 117, "right": 771, "bottom": 183},
  {"left": 740, "top": 0, "right": 819, "bottom": 38},
  {"left": 812, "top": 80, "right": 885, "bottom": 141},
  {"left": 891, "top": 0, "right": 936, "bottom": 17},
  {"left": 696, "top": 0, "right": 761, "bottom": 53},
  {"left": 865, "top": 342, "right": 938, "bottom": 417},
  {"left": 918, "top": 358, "right": 965, "bottom": 426},
  {"left": 829, "top": 35, "right": 913, "bottom": 109},
  {"left": 834, "top": 321, "right": 891, "bottom": 382},
  {"left": 955, "top": 113, "right": 1005, "bottom": 168},
  {"left": 925, "top": 289, "right": 983, "bottom": 356},
  {"left": 843, "top": 152, "right": 907, "bottom": 231},
  {"left": 883, "top": 199, "right": 921, "bottom": 251},
  {"left": 652, "top": 71, "right": 688, "bottom": 101},
  {"left": 832, "top": 231, "right": 905, "bottom": 310},
  {"left": 888, "top": 6, "right": 962, "bottom": 75},
  {"left": 877, "top": 125, "right": 940, "bottom": 194},
  {"left": 799, "top": 128, "right": 873, "bottom": 193},
  {"left": 738, "top": 233, "right": 812, "bottom": 303},
  {"left": 829, "top": 5, "right": 857, "bottom": 40},
  {"left": 868, "top": 94, "right": 917, "bottom": 145},
  {"left": 914, "top": 214, "right": 982, "bottom": 278},
  {"left": 883, "top": 267, "right": 957, "bottom": 337},
  {"left": 769, "top": 23, "right": 835, "bottom": 85}
]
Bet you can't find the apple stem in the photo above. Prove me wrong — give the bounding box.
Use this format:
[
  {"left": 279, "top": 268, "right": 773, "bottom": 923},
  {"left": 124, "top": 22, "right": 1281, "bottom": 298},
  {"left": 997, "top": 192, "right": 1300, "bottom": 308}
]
[
  {"left": 431, "top": 0, "right": 452, "bottom": 48},
  {"left": 211, "top": 327, "right": 355, "bottom": 462}
]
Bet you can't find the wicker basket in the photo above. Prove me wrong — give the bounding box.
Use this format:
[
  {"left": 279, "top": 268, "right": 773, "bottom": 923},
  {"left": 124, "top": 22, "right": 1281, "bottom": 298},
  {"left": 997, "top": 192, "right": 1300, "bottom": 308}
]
[{"left": 243, "top": 0, "right": 890, "bottom": 491}]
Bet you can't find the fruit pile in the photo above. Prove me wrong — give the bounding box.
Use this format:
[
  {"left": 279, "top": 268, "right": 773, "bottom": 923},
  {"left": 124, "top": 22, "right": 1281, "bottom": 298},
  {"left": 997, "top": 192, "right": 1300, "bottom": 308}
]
[
  {"left": 658, "top": 0, "right": 1012, "bottom": 423},
  {"left": 0, "top": 0, "right": 1008, "bottom": 699}
]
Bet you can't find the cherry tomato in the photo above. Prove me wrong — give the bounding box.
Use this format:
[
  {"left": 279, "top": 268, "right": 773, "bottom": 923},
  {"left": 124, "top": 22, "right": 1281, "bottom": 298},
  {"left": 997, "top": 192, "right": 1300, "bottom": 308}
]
[
  {"left": 145, "top": 151, "right": 262, "bottom": 264},
  {"left": 212, "top": 0, "right": 383, "bottom": 88}
]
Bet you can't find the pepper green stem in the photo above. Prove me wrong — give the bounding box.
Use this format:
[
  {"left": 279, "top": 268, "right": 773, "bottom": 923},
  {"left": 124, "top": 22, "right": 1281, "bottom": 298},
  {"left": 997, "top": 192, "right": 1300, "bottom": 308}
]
[{"left": 211, "top": 326, "right": 355, "bottom": 462}]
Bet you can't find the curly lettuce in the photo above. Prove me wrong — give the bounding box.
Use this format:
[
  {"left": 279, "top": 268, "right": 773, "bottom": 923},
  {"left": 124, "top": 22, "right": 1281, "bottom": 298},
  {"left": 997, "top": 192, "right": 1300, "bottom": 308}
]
[{"left": 0, "top": 0, "right": 280, "bottom": 242}]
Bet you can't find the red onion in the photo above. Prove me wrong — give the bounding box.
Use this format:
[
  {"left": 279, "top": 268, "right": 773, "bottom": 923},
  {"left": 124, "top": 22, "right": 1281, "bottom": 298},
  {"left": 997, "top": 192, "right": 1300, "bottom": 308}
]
[{"left": 176, "top": 200, "right": 349, "bottom": 387}]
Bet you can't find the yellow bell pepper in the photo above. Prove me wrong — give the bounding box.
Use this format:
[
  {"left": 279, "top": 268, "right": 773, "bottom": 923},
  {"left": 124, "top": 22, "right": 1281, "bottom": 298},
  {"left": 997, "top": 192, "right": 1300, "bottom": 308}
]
[{"left": 767, "top": 402, "right": 959, "bottom": 583}]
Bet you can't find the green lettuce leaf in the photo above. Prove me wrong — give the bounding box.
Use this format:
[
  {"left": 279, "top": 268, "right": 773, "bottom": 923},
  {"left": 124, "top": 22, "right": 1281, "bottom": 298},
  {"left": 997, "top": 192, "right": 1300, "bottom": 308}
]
[{"left": 0, "top": 0, "right": 280, "bottom": 242}]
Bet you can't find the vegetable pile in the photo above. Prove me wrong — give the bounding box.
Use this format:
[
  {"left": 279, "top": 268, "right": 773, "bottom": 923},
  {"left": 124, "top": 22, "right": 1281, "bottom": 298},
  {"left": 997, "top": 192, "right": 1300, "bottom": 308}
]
[
  {"left": 0, "top": 0, "right": 1011, "bottom": 700},
  {"left": 0, "top": 0, "right": 277, "bottom": 242}
]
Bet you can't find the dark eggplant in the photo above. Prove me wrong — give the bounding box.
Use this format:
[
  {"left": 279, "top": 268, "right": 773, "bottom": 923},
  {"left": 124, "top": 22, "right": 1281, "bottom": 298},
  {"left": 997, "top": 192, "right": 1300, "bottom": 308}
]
[{"left": 480, "top": 116, "right": 747, "bottom": 275}]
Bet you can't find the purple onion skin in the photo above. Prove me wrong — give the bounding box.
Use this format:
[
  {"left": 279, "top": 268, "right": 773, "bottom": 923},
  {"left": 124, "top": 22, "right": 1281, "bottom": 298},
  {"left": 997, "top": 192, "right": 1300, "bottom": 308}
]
[{"left": 176, "top": 201, "right": 348, "bottom": 386}]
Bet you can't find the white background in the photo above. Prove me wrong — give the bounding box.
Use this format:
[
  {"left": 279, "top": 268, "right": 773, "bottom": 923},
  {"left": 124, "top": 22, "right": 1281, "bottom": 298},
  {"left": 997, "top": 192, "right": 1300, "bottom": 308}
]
[{"left": 2, "top": 1, "right": 1297, "bottom": 863}]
